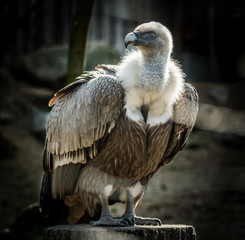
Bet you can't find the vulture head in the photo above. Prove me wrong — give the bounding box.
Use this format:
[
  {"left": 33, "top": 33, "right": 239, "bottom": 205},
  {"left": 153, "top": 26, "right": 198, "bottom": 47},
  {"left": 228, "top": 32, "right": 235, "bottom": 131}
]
[{"left": 124, "top": 21, "right": 173, "bottom": 56}]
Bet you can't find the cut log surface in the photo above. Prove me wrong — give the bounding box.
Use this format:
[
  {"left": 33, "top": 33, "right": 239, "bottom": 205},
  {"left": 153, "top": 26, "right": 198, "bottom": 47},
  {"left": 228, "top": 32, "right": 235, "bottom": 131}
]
[{"left": 42, "top": 224, "right": 197, "bottom": 240}]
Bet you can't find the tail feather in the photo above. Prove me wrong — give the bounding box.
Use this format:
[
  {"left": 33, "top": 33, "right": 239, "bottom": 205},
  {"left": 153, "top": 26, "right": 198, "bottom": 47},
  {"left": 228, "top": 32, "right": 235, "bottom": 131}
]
[{"left": 40, "top": 173, "right": 67, "bottom": 224}]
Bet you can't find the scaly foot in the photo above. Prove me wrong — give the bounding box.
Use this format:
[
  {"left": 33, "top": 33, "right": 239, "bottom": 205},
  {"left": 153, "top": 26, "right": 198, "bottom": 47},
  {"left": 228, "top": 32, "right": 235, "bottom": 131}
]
[
  {"left": 90, "top": 216, "right": 129, "bottom": 227},
  {"left": 134, "top": 216, "right": 162, "bottom": 226},
  {"left": 122, "top": 213, "right": 161, "bottom": 226}
]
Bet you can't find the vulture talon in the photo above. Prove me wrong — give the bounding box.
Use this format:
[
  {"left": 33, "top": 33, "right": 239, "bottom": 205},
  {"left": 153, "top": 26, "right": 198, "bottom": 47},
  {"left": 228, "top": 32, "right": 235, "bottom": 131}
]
[
  {"left": 123, "top": 218, "right": 135, "bottom": 226},
  {"left": 123, "top": 219, "right": 130, "bottom": 227},
  {"left": 134, "top": 216, "right": 162, "bottom": 226},
  {"left": 90, "top": 217, "right": 127, "bottom": 227}
]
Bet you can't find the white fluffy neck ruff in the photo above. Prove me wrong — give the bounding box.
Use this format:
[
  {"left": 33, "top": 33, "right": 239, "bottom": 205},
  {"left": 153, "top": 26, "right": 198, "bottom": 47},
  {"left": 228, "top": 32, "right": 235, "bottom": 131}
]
[{"left": 117, "top": 50, "right": 184, "bottom": 125}]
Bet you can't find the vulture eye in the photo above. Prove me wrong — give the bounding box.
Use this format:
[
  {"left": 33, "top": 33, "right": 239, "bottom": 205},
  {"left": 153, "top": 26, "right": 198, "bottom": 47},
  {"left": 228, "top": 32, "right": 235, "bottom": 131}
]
[{"left": 146, "top": 31, "right": 155, "bottom": 39}]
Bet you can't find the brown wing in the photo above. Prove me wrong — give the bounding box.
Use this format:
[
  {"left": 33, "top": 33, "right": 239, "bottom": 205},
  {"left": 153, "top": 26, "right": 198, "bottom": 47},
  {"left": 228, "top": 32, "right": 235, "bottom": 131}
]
[
  {"left": 48, "top": 64, "right": 118, "bottom": 107},
  {"left": 40, "top": 69, "right": 124, "bottom": 214},
  {"left": 44, "top": 74, "right": 124, "bottom": 172},
  {"left": 147, "top": 83, "right": 198, "bottom": 176},
  {"left": 164, "top": 82, "right": 199, "bottom": 164}
]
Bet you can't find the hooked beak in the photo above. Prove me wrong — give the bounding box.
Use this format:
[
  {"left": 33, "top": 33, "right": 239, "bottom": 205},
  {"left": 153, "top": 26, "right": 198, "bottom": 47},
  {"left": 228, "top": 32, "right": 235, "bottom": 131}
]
[{"left": 124, "top": 31, "right": 140, "bottom": 48}]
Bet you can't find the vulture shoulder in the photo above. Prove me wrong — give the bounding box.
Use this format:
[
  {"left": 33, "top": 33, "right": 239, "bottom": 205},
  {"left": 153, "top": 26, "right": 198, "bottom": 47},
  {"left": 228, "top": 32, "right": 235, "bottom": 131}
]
[{"left": 43, "top": 65, "right": 124, "bottom": 172}]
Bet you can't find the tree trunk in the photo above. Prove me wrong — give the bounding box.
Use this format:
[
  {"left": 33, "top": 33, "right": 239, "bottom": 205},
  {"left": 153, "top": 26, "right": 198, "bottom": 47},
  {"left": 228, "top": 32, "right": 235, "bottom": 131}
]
[
  {"left": 42, "top": 224, "right": 197, "bottom": 240},
  {"left": 67, "top": 0, "right": 94, "bottom": 84}
]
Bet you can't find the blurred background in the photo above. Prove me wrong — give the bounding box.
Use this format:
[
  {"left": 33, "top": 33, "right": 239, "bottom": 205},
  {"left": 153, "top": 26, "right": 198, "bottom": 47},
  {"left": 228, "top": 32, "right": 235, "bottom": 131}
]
[{"left": 0, "top": 0, "right": 245, "bottom": 239}]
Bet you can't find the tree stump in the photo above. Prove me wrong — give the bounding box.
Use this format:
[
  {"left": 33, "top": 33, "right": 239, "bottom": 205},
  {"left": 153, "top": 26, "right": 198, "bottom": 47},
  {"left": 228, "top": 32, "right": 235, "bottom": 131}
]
[{"left": 42, "top": 224, "right": 197, "bottom": 240}]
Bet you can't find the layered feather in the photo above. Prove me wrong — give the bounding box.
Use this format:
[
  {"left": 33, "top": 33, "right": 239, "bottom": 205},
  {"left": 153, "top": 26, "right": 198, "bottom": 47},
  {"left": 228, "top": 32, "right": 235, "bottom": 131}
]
[{"left": 43, "top": 73, "right": 124, "bottom": 171}]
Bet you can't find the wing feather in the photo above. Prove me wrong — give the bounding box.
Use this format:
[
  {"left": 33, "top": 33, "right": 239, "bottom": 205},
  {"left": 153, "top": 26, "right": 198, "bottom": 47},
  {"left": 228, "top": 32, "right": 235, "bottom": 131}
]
[
  {"left": 163, "top": 82, "right": 199, "bottom": 164},
  {"left": 44, "top": 73, "right": 124, "bottom": 172},
  {"left": 148, "top": 82, "right": 198, "bottom": 173}
]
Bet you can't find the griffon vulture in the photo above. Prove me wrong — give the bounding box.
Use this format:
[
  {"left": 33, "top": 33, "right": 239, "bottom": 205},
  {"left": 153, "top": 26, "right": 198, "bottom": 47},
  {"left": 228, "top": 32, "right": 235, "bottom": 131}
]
[{"left": 40, "top": 21, "right": 198, "bottom": 226}]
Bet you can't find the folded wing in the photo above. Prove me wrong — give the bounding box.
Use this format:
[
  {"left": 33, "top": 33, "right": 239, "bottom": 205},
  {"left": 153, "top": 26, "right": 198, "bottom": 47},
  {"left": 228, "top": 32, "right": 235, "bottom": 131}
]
[{"left": 44, "top": 73, "right": 124, "bottom": 171}]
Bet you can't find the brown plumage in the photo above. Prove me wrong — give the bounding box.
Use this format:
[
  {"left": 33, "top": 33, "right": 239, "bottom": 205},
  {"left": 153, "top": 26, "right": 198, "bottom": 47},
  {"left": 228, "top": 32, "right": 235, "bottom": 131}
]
[{"left": 40, "top": 21, "right": 198, "bottom": 226}]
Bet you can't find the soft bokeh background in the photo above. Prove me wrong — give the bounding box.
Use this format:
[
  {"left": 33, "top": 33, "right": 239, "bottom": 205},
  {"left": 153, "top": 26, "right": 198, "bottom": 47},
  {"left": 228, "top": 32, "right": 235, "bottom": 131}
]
[{"left": 0, "top": 0, "right": 245, "bottom": 239}]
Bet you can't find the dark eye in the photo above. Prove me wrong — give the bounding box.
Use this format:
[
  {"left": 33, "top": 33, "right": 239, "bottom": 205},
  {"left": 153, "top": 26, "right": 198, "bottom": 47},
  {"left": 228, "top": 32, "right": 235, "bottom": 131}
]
[{"left": 146, "top": 32, "right": 155, "bottom": 38}]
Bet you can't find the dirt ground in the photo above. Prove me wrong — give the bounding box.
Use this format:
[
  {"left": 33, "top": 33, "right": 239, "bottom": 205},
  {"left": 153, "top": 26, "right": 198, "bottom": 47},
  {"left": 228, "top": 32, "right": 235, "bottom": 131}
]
[{"left": 0, "top": 67, "right": 245, "bottom": 240}]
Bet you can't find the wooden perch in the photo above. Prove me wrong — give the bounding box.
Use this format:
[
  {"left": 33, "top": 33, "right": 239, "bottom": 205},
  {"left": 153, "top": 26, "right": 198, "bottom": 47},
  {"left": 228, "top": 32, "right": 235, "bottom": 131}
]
[{"left": 42, "top": 224, "right": 197, "bottom": 240}]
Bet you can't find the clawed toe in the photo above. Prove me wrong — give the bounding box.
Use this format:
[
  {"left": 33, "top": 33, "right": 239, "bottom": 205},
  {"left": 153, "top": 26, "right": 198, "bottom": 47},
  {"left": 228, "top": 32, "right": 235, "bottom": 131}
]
[
  {"left": 89, "top": 215, "right": 161, "bottom": 227},
  {"left": 89, "top": 217, "right": 127, "bottom": 227},
  {"left": 134, "top": 216, "right": 162, "bottom": 226},
  {"left": 122, "top": 217, "right": 135, "bottom": 226}
]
